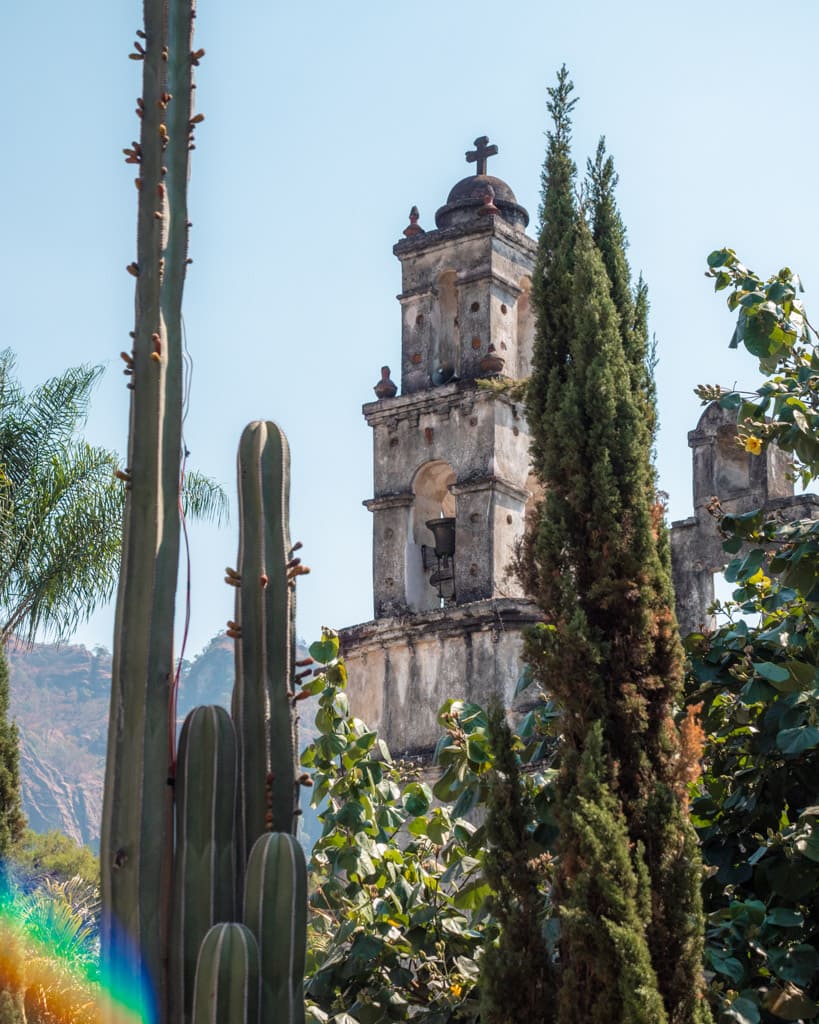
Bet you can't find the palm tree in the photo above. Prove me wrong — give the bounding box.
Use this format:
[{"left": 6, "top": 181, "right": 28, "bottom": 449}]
[
  {"left": 0, "top": 348, "right": 227, "bottom": 645},
  {"left": 0, "top": 349, "right": 227, "bottom": 1021}
]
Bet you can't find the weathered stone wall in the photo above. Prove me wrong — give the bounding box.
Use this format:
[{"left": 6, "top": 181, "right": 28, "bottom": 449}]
[
  {"left": 671, "top": 402, "right": 819, "bottom": 634},
  {"left": 341, "top": 598, "right": 541, "bottom": 756}
]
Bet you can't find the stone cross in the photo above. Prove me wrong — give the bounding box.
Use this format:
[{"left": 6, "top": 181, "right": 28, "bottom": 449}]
[{"left": 466, "top": 136, "right": 498, "bottom": 176}]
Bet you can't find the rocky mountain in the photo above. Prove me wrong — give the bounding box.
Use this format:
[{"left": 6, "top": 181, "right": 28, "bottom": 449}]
[{"left": 7, "top": 634, "right": 315, "bottom": 852}]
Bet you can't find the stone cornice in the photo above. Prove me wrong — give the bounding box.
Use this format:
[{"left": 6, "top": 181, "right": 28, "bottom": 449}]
[
  {"left": 340, "top": 597, "right": 542, "bottom": 654},
  {"left": 393, "top": 217, "right": 537, "bottom": 262},
  {"left": 397, "top": 268, "right": 526, "bottom": 304},
  {"left": 363, "top": 493, "right": 414, "bottom": 512},
  {"left": 450, "top": 475, "right": 530, "bottom": 503},
  {"left": 363, "top": 379, "right": 521, "bottom": 427}
]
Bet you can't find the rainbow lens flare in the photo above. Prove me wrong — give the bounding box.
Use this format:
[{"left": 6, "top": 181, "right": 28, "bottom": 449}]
[{"left": 0, "top": 874, "right": 152, "bottom": 1024}]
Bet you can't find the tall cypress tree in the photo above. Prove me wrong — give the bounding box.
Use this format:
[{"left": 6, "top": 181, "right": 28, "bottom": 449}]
[
  {"left": 481, "top": 702, "right": 554, "bottom": 1024},
  {"left": 526, "top": 73, "right": 711, "bottom": 1024},
  {"left": 0, "top": 647, "right": 23, "bottom": 863},
  {"left": 585, "top": 137, "right": 708, "bottom": 1024},
  {"left": 586, "top": 137, "right": 655, "bottom": 440},
  {"left": 528, "top": 65, "right": 578, "bottom": 482},
  {"left": 527, "top": 218, "right": 669, "bottom": 1022}
]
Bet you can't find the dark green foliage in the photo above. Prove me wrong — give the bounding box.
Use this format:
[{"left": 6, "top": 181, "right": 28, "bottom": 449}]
[
  {"left": 9, "top": 829, "right": 98, "bottom": 885},
  {"left": 481, "top": 702, "right": 554, "bottom": 1024},
  {"left": 557, "top": 723, "right": 666, "bottom": 1024},
  {"left": 525, "top": 75, "right": 710, "bottom": 1023},
  {"left": 688, "top": 252, "right": 819, "bottom": 1022},
  {"left": 0, "top": 648, "right": 24, "bottom": 862},
  {"left": 586, "top": 140, "right": 656, "bottom": 438},
  {"left": 304, "top": 635, "right": 489, "bottom": 1023},
  {"left": 528, "top": 65, "right": 578, "bottom": 482}
]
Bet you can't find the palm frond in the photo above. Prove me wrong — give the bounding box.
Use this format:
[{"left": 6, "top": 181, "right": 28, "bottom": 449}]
[
  {"left": 0, "top": 442, "right": 123, "bottom": 645},
  {"left": 182, "top": 469, "right": 229, "bottom": 527}
]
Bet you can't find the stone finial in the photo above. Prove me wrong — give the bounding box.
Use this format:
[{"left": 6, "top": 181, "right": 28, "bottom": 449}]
[
  {"left": 374, "top": 366, "right": 398, "bottom": 399},
  {"left": 403, "top": 206, "right": 424, "bottom": 238},
  {"left": 476, "top": 184, "right": 499, "bottom": 217}
]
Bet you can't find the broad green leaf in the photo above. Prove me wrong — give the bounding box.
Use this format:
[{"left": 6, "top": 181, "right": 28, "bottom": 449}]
[
  {"left": 776, "top": 726, "right": 819, "bottom": 755},
  {"left": 768, "top": 944, "right": 819, "bottom": 986},
  {"left": 708, "top": 949, "right": 745, "bottom": 983},
  {"left": 722, "top": 996, "right": 760, "bottom": 1024},
  {"left": 406, "top": 816, "right": 426, "bottom": 836},
  {"left": 784, "top": 661, "right": 816, "bottom": 688},
  {"left": 753, "top": 661, "right": 790, "bottom": 684},
  {"left": 793, "top": 408, "right": 811, "bottom": 434},
  {"left": 765, "top": 907, "right": 804, "bottom": 927},
  {"left": 403, "top": 782, "right": 432, "bottom": 817},
  {"left": 465, "top": 735, "right": 491, "bottom": 765},
  {"left": 739, "top": 678, "right": 776, "bottom": 705},
  {"left": 310, "top": 635, "right": 340, "bottom": 664},
  {"left": 515, "top": 665, "right": 534, "bottom": 695},
  {"left": 707, "top": 249, "right": 732, "bottom": 268}
]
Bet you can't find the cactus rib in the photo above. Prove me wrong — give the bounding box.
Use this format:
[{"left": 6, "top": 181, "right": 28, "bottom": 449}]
[
  {"left": 170, "top": 705, "right": 239, "bottom": 1024},
  {"left": 232, "top": 421, "right": 300, "bottom": 872},
  {"left": 244, "top": 833, "right": 307, "bottom": 1024},
  {"left": 191, "top": 923, "right": 259, "bottom": 1024}
]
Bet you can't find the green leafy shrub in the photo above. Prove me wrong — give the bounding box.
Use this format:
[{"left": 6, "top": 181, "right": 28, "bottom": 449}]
[{"left": 687, "top": 251, "right": 819, "bottom": 1023}]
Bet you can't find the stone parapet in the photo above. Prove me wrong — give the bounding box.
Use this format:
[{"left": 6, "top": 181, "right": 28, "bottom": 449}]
[{"left": 340, "top": 598, "right": 541, "bottom": 757}]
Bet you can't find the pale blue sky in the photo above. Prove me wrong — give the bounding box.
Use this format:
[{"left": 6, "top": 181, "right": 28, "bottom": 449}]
[{"left": 2, "top": 1, "right": 817, "bottom": 659}]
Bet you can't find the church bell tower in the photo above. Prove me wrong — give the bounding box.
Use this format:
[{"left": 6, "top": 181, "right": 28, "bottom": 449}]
[{"left": 341, "top": 138, "right": 542, "bottom": 757}]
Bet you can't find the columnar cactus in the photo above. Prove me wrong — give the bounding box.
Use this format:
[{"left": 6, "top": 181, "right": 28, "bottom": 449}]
[
  {"left": 170, "top": 705, "right": 238, "bottom": 1023},
  {"left": 243, "top": 833, "right": 307, "bottom": 1024},
  {"left": 232, "top": 421, "right": 301, "bottom": 868},
  {"left": 100, "top": 0, "right": 196, "bottom": 1015},
  {"left": 100, "top": 4, "right": 309, "bottom": 1021},
  {"left": 191, "top": 923, "right": 260, "bottom": 1024}
]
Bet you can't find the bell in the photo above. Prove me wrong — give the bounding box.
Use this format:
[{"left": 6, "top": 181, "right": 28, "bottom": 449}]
[{"left": 426, "top": 517, "right": 456, "bottom": 558}]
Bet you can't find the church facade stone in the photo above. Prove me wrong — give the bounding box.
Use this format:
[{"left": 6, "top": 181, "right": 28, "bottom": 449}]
[
  {"left": 340, "top": 139, "right": 541, "bottom": 757},
  {"left": 670, "top": 402, "right": 819, "bottom": 635}
]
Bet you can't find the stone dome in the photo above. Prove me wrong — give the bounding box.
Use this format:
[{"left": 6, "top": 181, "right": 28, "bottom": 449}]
[{"left": 435, "top": 174, "right": 529, "bottom": 231}]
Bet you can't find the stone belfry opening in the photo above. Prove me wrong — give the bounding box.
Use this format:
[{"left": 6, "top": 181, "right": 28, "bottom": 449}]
[{"left": 341, "top": 137, "right": 541, "bottom": 758}]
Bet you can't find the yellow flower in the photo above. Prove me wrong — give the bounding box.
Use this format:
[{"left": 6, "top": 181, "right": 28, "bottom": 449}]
[
  {"left": 744, "top": 436, "right": 763, "bottom": 456},
  {"left": 747, "top": 568, "right": 771, "bottom": 590},
  {"left": 450, "top": 983, "right": 463, "bottom": 998}
]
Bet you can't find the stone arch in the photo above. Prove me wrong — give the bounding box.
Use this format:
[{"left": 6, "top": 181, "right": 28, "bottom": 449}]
[
  {"left": 431, "top": 271, "right": 460, "bottom": 383},
  {"left": 516, "top": 275, "right": 534, "bottom": 378},
  {"left": 405, "top": 459, "right": 456, "bottom": 611}
]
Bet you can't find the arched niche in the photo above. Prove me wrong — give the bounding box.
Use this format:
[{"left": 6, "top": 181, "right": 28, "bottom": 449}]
[
  {"left": 714, "top": 422, "right": 751, "bottom": 498},
  {"left": 431, "top": 271, "right": 460, "bottom": 383},
  {"left": 406, "top": 459, "right": 456, "bottom": 611},
  {"left": 516, "top": 276, "right": 534, "bottom": 378}
]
